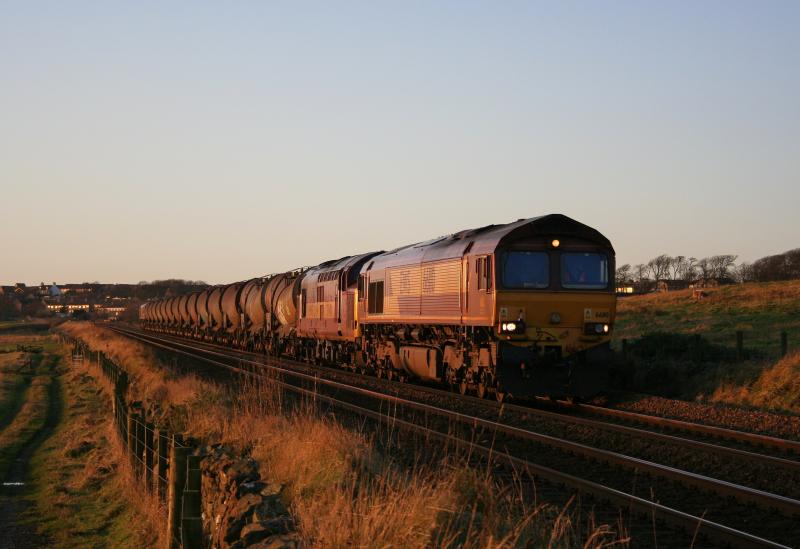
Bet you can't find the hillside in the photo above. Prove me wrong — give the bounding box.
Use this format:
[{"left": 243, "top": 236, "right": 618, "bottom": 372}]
[{"left": 612, "top": 280, "right": 800, "bottom": 413}]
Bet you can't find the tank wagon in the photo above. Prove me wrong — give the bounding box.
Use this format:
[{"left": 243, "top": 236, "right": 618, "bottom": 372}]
[{"left": 140, "top": 214, "right": 615, "bottom": 399}]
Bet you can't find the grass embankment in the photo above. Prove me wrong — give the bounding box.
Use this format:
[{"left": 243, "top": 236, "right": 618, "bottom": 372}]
[
  {"left": 65, "top": 322, "right": 627, "bottom": 547},
  {"left": 26, "top": 342, "right": 159, "bottom": 547},
  {"left": 0, "top": 333, "right": 156, "bottom": 548},
  {"left": 60, "top": 322, "right": 206, "bottom": 430},
  {"left": 614, "top": 280, "right": 800, "bottom": 412},
  {"left": 0, "top": 352, "right": 54, "bottom": 480},
  {"left": 0, "top": 352, "right": 31, "bottom": 429}
]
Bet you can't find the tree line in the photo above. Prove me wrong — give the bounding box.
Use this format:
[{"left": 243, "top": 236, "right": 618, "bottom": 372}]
[{"left": 616, "top": 248, "right": 800, "bottom": 289}]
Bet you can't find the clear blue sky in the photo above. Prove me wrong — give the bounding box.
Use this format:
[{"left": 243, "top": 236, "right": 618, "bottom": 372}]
[{"left": 2, "top": 2, "right": 798, "bottom": 284}]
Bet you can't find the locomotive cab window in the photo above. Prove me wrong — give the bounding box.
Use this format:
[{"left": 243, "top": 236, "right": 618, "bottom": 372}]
[
  {"left": 367, "top": 281, "right": 384, "bottom": 314},
  {"left": 500, "top": 251, "right": 549, "bottom": 289},
  {"left": 358, "top": 275, "right": 366, "bottom": 299},
  {"left": 561, "top": 253, "right": 609, "bottom": 289},
  {"left": 476, "top": 256, "right": 492, "bottom": 290}
]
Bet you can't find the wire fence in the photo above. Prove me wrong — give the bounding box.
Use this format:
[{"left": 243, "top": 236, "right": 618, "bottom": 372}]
[{"left": 60, "top": 334, "right": 203, "bottom": 549}]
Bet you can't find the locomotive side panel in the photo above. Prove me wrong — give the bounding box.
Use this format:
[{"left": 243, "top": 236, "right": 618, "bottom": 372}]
[{"left": 419, "top": 259, "right": 461, "bottom": 321}]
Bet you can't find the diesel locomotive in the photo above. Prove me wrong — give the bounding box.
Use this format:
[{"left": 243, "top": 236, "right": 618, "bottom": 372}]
[{"left": 139, "top": 214, "right": 616, "bottom": 399}]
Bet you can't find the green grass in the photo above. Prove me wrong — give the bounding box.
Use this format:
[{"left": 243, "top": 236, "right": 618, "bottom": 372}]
[
  {"left": 0, "top": 320, "right": 51, "bottom": 333},
  {"left": 614, "top": 280, "right": 800, "bottom": 356},
  {"left": 0, "top": 355, "right": 55, "bottom": 481},
  {"left": 0, "top": 337, "right": 154, "bottom": 547},
  {"left": 612, "top": 280, "right": 800, "bottom": 410},
  {"left": 25, "top": 345, "right": 156, "bottom": 547},
  {"left": 0, "top": 358, "right": 30, "bottom": 430}
]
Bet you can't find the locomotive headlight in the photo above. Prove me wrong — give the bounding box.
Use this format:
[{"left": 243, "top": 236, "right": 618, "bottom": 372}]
[
  {"left": 549, "top": 312, "right": 561, "bottom": 325},
  {"left": 585, "top": 322, "right": 612, "bottom": 335},
  {"left": 500, "top": 321, "right": 525, "bottom": 334},
  {"left": 551, "top": 239, "right": 560, "bottom": 248}
]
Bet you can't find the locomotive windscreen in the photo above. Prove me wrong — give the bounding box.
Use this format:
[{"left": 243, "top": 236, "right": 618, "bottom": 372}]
[
  {"left": 561, "top": 253, "right": 609, "bottom": 289},
  {"left": 500, "top": 251, "right": 550, "bottom": 289}
]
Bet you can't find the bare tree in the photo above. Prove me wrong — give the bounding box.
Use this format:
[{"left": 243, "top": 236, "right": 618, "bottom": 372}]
[
  {"left": 615, "top": 264, "right": 632, "bottom": 286},
  {"left": 708, "top": 255, "right": 738, "bottom": 280},
  {"left": 647, "top": 254, "right": 672, "bottom": 281},
  {"left": 670, "top": 255, "right": 685, "bottom": 280},
  {"left": 734, "top": 262, "right": 755, "bottom": 283},
  {"left": 696, "top": 258, "right": 712, "bottom": 280},
  {"left": 750, "top": 249, "right": 800, "bottom": 281},
  {"left": 684, "top": 257, "right": 698, "bottom": 281}
]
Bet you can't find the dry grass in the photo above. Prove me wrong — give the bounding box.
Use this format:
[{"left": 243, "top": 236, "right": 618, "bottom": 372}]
[
  {"left": 618, "top": 279, "right": 800, "bottom": 315},
  {"left": 199, "top": 376, "right": 629, "bottom": 548},
  {"left": 60, "top": 322, "right": 210, "bottom": 420},
  {"left": 710, "top": 351, "right": 800, "bottom": 412}
]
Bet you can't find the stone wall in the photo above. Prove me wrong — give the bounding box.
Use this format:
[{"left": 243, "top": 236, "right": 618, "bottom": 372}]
[{"left": 200, "top": 445, "right": 299, "bottom": 549}]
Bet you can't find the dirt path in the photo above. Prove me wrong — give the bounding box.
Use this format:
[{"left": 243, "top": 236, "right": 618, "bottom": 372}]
[{"left": 0, "top": 355, "right": 61, "bottom": 549}]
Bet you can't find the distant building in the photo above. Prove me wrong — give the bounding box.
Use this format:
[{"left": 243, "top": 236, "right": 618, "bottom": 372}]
[
  {"left": 656, "top": 279, "right": 691, "bottom": 292},
  {"left": 95, "top": 304, "right": 127, "bottom": 318}
]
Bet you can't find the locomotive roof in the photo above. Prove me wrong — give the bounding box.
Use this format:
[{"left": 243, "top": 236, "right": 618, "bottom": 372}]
[{"left": 367, "top": 214, "right": 613, "bottom": 270}]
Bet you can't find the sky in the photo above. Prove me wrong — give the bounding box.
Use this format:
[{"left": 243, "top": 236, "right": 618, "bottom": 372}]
[{"left": 1, "top": 1, "right": 798, "bottom": 285}]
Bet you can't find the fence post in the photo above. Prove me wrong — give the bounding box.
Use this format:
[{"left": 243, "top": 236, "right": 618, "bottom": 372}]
[
  {"left": 145, "top": 422, "right": 155, "bottom": 490},
  {"left": 181, "top": 454, "right": 204, "bottom": 548},
  {"left": 157, "top": 430, "right": 169, "bottom": 501},
  {"left": 736, "top": 330, "right": 744, "bottom": 361},
  {"left": 133, "top": 409, "right": 145, "bottom": 478},
  {"left": 126, "top": 406, "right": 135, "bottom": 457},
  {"left": 781, "top": 331, "right": 788, "bottom": 357},
  {"left": 167, "top": 438, "right": 189, "bottom": 549}
]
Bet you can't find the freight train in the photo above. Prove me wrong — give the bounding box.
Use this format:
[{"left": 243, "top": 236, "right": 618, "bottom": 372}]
[{"left": 139, "top": 214, "right": 616, "bottom": 400}]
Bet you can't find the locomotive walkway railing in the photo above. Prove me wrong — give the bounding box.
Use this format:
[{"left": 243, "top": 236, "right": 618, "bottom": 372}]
[{"left": 59, "top": 334, "right": 203, "bottom": 549}]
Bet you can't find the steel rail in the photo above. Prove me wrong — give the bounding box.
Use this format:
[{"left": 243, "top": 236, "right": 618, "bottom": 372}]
[
  {"left": 109, "top": 327, "right": 791, "bottom": 549},
  {"left": 113, "top": 327, "right": 800, "bottom": 517},
  {"left": 576, "top": 402, "right": 800, "bottom": 454}
]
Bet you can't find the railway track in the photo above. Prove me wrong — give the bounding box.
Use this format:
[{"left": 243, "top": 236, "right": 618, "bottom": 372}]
[
  {"left": 109, "top": 325, "right": 799, "bottom": 548},
  {"left": 572, "top": 402, "right": 800, "bottom": 455}
]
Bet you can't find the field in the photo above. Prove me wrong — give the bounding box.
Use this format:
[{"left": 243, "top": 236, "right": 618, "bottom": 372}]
[
  {"left": 613, "top": 280, "right": 800, "bottom": 412},
  {"left": 0, "top": 329, "right": 153, "bottom": 547}
]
